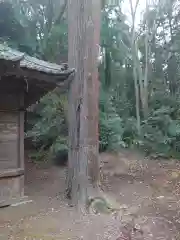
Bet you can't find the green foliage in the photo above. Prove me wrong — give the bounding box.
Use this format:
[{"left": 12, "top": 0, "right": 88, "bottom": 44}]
[
  {"left": 3, "top": 0, "right": 180, "bottom": 161},
  {"left": 136, "top": 98, "right": 180, "bottom": 158},
  {"left": 27, "top": 88, "right": 126, "bottom": 159},
  {"left": 44, "top": 23, "right": 68, "bottom": 62},
  {"left": 26, "top": 92, "right": 68, "bottom": 161},
  {"left": 99, "top": 89, "right": 126, "bottom": 152},
  {"left": 26, "top": 0, "right": 180, "bottom": 160}
]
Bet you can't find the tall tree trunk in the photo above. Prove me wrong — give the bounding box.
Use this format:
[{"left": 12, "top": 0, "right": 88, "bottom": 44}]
[
  {"left": 129, "top": 0, "right": 141, "bottom": 134},
  {"left": 67, "top": 0, "right": 101, "bottom": 210},
  {"left": 88, "top": 0, "right": 101, "bottom": 187},
  {"left": 143, "top": 0, "right": 150, "bottom": 118}
]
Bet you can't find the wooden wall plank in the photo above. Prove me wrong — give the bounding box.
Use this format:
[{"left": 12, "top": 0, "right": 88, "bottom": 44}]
[{"left": 0, "top": 112, "right": 18, "bottom": 169}]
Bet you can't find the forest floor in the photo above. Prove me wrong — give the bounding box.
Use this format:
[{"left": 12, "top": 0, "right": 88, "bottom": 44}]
[{"left": 1, "top": 150, "right": 180, "bottom": 239}]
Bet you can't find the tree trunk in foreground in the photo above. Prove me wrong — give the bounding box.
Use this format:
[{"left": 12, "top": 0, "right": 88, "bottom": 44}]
[{"left": 67, "top": 0, "right": 101, "bottom": 210}]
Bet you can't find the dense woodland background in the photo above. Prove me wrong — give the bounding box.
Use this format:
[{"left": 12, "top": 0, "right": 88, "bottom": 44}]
[{"left": 1, "top": 0, "right": 180, "bottom": 161}]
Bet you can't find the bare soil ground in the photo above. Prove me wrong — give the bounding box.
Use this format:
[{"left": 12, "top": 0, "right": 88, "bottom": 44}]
[{"left": 1, "top": 150, "right": 180, "bottom": 239}]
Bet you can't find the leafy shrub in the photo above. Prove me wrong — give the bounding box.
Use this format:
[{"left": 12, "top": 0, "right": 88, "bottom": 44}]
[
  {"left": 99, "top": 89, "right": 126, "bottom": 152},
  {"left": 135, "top": 103, "right": 180, "bottom": 158},
  {"left": 27, "top": 87, "right": 127, "bottom": 161},
  {"left": 26, "top": 91, "right": 68, "bottom": 162}
]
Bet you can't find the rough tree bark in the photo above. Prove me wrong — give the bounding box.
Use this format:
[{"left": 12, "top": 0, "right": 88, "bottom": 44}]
[{"left": 67, "top": 0, "right": 101, "bottom": 211}]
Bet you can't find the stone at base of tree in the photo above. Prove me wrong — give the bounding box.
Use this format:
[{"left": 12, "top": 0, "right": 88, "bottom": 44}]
[
  {"left": 86, "top": 187, "right": 122, "bottom": 214},
  {"left": 87, "top": 197, "right": 113, "bottom": 214}
]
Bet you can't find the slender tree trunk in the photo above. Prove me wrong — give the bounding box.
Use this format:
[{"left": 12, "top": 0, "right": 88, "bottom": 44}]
[
  {"left": 132, "top": 54, "right": 141, "bottom": 135},
  {"left": 143, "top": 0, "right": 150, "bottom": 118},
  {"left": 129, "top": 0, "right": 141, "bottom": 134},
  {"left": 67, "top": 0, "right": 101, "bottom": 210}
]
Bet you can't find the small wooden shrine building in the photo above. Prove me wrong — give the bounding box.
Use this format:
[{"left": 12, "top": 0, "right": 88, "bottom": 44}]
[{"left": 0, "top": 44, "right": 74, "bottom": 207}]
